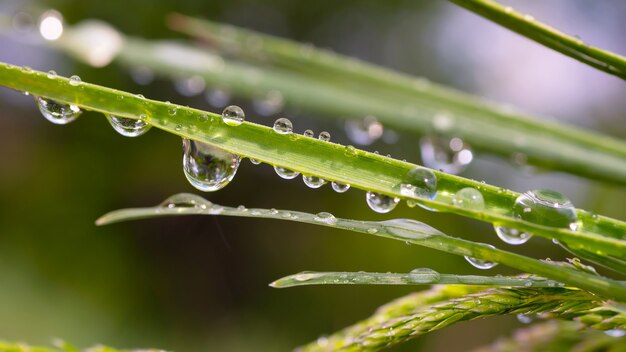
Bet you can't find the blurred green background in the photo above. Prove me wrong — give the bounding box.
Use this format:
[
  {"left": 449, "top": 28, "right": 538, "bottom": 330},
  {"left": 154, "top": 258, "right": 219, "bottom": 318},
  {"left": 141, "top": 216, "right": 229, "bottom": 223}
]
[{"left": 0, "top": 0, "right": 625, "bottom": 350}]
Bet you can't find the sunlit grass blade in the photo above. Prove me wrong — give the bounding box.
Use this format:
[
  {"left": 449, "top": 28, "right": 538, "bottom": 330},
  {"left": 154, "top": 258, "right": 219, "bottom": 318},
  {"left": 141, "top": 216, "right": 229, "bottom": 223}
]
[
  {"left": 95, "top": 193, "right": 626, "bottom": 301},
  {"left": 2, "top": 63, "right": 626, "bottom": 260},
  {"left": 164, "top": 14, "right": 626, "bottom": 184},
  {"left": 447, "top": 0, "right": 626, "bottom": 80},
  {"left": 270, "top": 271, "right": 567, "bottom": 288},
  {"left": 299, "top": 287, "right": 600, "bottom": 351}
]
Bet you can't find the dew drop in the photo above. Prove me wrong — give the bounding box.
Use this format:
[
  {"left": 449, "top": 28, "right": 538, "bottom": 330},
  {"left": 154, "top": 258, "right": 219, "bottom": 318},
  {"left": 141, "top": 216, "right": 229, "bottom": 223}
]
[
  {"left": 452, "top": 187, "right": 484, "bottom": 210},
  {"left": 68, "top": 75, "right": 81, "bottom": 86},
  {"left": 420, "top": 136, "right": 473, "bottom": 174},
  {"left": 345, "top": 115, "right": 383, "bottom": 146},
  {"left": 273, "top": 118, "right": 293, "bottom": 134},
  {"left": 513, "top": 189, "right": 578, "bottom": 230},
  {"left": 379, "top": 219, "right": 439, "bottom": 240},
  {"left": 366, "top": 192, "right": 399, "bottom": 213},
  {"left": 35, "top": 96, "right": 82, "bottom": 125},
  {"left": 400, "top": 166, "right": 437, "bottom": 200},
  {"left": 205, "top": 88, "right": 231, "bottom": 107},
  {"left": 106, "top": 114, "right": 151, "bottom": 137},
  {"left": 331, "top": 182, "right": 350, "bottom": 193},
  {"left": 318, "top": 131, "right": 331, "bottom": 142},
  {"left": 314, "top": 212, "right": 337, "bottom": 225},
  {"left": 464, "top": 245, "right": 498, "bottom": 269},
  {"left": 159, "top": 193, "right": 212, "bottom": 212},
  {"left": 409, "top": 268, "right": 441, "bottom": 283},
  {"left": 221, "top": 105, "right": 245, "bottom": 126},
  {"left": 274, "top": 166, "right": 300, "bottom": 179},
  {"left": 182, "top": 138, "right": 241, "bottom": 192},
  {"left": 303, "top": 175, "right": 326, "bottom": 188},
  {"left": 494, "top": 225, "right": 532, "bottom": 245},
  {"left": 47, "top": 70, "right": 57, "bottom": 79},
  {"left": 344, "top": 145, "right": 357, "bottom": 156},
  {"left": 253, "top": 90, "right": 284, "bottom": 116},
  {"left": 168, "top": 106, "right": 178, "bottom": 116},
  {"left": 303, "top": 129, "right": 314, "bottom": 138},
  {"left": 367, "top": 228, "right": 378, "bottom": 234},
  {"left": 249, "top": 158, "right": 261, "bottom": 165}
]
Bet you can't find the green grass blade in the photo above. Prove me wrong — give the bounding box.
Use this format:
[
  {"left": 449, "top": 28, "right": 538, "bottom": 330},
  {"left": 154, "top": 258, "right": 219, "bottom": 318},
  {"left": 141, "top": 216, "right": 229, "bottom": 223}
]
[
  {"left": 271, "top": 271, "right": 566, "bottom": 288},
  {"left": 163, "top": 14, "right": 626, "bottom": 184},
  {"left": 447, "top": 0, "right": 626, "bottom": 80},
  {"left": 1, "top": 63, "right": 625, "bottom": 259},
  {"left": 299, "top": 287, "right": 600, "bottom": 351},
  {"left": 95, "top": 193, "right": 626, "bottom": 301}
]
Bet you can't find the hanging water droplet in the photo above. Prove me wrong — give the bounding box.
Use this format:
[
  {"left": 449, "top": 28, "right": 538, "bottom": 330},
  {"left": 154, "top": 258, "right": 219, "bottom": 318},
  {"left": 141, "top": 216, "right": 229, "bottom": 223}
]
[
  {"left": 182, "top": 138, "right": 241, "bottom": 192},
  {"left": 345, "top": 115, "right": 383, "bottom": 146},
  {"left": 35, "top": 96, "right": 82, "bottom": 125},
  {"left": 464, "top": 245, "right": 498, "bottom": 269},
  {"left": 273, "top": 118, "right": 293, "bottom": 134},
  {"left": 69, "top": 75, "right": 81, "bottom": 86},
  {"left": 205, "top": 88, "right": 231, "bottom": 107},
  {"left": 174, "top": 75, "right": 205, "bottom": 97},
  {"left": 452, "top": 187, "right": 484, "bottom": 210},
  {"left": 221, "top": 105, "right": 245, "bottom": 126},
  {"left": 314, "top": 212, "right": 337, "bottom": 225},
  {"left": 274, "top": 166, "right": 300, "bottom": 179},
  {"left": 303, "top": 129, "right": 314, "bottom": 138},
  {"left": 494, "top": 225, "right": 532, "bottom": 245},
  {"left": 106, "top": 114, "right": 151, "bottom": 137},
  {"left": 420, "top": 136, "right": 473, "bottom": 174},
  {"left": 159, "top": 193, "right": 212, "bottom": 212},
  {"left": 318, "top": 131, "right": 331, "bottom": 142},
  {"left": 303, "top": 175, "right": 326, "bottom": 188},
  {"left": 253, "top": 90, "right": 284, "bottom": 116},
  {"left": 366, "top": 192, "right": 399, "bottom": 213},
  {"left": 47, "top": 70, "right": 57, "bottom": 79},
  {"left": 409, "top": 268, "right": 441, "bottom": 283},
  {"left": 331, "top": 182, "right": 350, "bottom": 193},
  {"left": 249, "top": 158, "right": 261, "bottom": 165},
  {"left": 400, "top": 166, "right": 437, "bottom": 199},
  {"left": 513, "top": 189, "right": 578, "bottom": 230},
  {"left": 516, "top": 314, "right": 533, "bottom": 324}
]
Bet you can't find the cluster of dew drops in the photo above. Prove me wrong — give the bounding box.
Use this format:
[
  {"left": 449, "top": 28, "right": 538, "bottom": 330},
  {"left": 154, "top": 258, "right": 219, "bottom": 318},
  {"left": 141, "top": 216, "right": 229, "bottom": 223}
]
[{"left": 31, "top": 71, "right": 580, "bottom": 271}]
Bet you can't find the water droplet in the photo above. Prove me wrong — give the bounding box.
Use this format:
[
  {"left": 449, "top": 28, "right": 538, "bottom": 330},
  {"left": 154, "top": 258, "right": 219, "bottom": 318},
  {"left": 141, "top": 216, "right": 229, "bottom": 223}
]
[
  {"left": 409, "top": 268, "right": 441, "bottom": 283},
  {"left": 318, "top": 131, "right": 331, "bottom": 142},
  {"left": 605, "top": 329, "right": 626, "bottom": 337},
  {"left": 380, "top": 219, "right": 439, "bottom": 240},
  {"left": 513, "top": 189, "right": 578, "bottom": 230},
  {"left": 464, "top": 245, "right": 498, "bottom": 269},
  {"left": 159, "top": 193, "right": 212, "bottom": 212},
  {"left": 452, "top": 187, "right": 484, "bottom": 210},
  {"left": 106, "top": 114, "right": 151, "bottom": 137},
  {"left": 269, "top": 208, "right": 279, "bottom": 215},
  {"left": 205, "top": 88, "right": 231, "bottom": 107},
  {"left": 516, "top": 314, "right": 533, "bottom": 324},
  {"left": 273, "top": 118, "right": 293, "bottom": 134},
  {"left": 35, "top": 96, "right": 82, "bottom": 125},
  {"left": 331, "top": 182, "right": 350, "bottom": 193},
  {"left": 69, "top": 75, "right": 81, "bottom": 86},
  {"left": 345, "top": 115, "right": 383, "bottom": 145},
  {"left": 344, "top": 145, "right": 357, "bottom": 156},
  {"left": 174, "top": 75, "right": 205, "bottom": 97},
  {"left": 303, "top": 129, "right": 314, "bottom": 138},
  {"left": 274, "top": 166, "right": 300, "bottom": 179},
  {"left": 303, "top": 175, "right": 326, "bottom": 188},
  {"left": 249, "top": 158, "right": 261, "bottom": 165},
  {"left": 314, "top": 212, "right": 337, "bottom": 225},
  {"left": 366, "top": 192, "right": 399, "bottom": 213},
  {"left": 168, "top": 106, "right": 178, "bottom": 116},
  {"left": 400, "top": 166, "right": 437, "bottom": 199},
  {"left": 221, "top": 105, "right": 245, "bottom": 126},
  {"left": 523, "top": 14, "right": 535, "bottom": 21},
  {"left": 420, "top": 136, "right": 473, "bottom": 174},
  {"left": 253, "top": 90, "right": 284, "bottom": 116},
  {"left": 47, "top": 70, "right": 57, "bottom": 79},
  {"left": 182, "top": 138, "right": 241, "bottom": 192},
  {"left": 494, "top": 225, "right": 532, "bottom": 245},
  {"left": 130, "top": 66, "right": 154, "bottom": 85},
  {"left": 367, "top": 228, "right": 378, "bottom": 234}
]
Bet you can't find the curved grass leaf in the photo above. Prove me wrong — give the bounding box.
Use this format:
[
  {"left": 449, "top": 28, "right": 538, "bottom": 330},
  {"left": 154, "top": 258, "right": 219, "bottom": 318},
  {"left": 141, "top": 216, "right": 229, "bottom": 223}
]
[
  {"left": 271, "top": 271, "right": 567, "bottom": 288},
  {"left": 95, "top": 193, "right": 626, "bottom": 301},
  {"left": 1, "top": 64, "right": 625, "bottom": 261},
  {"left": 163, "top": 14, "right": 626, "bottom": 184},
  {"left": 448, "top": 0, "right": 626, "bottom": 80}
]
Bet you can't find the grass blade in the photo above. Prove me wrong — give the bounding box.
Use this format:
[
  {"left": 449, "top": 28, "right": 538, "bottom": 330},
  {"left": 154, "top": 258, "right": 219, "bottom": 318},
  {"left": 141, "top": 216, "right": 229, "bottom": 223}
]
[
  {"left": 447, "top": 0, "right": 626, "bottom": 80},
  {"left": 95, "top": 193, "right": 626, "bottom": 301},
  {"left": 271, "top": 271, "right": 566, "bottom": 288}
]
